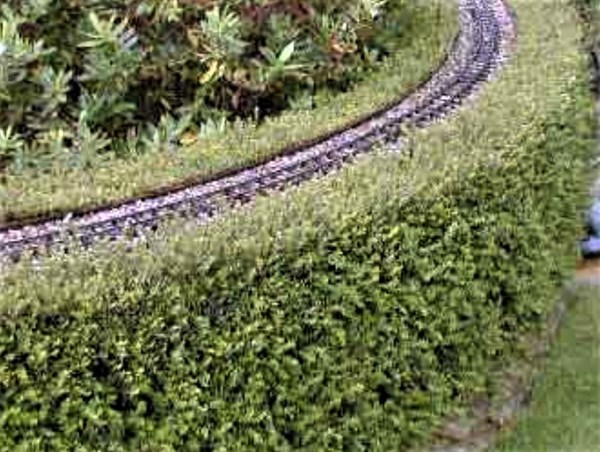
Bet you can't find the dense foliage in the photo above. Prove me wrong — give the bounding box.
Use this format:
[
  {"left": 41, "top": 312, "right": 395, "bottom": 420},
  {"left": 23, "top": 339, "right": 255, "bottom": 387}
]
[
  {"left": 0, "top": 0, "right": 593, "bottom": 449},
  {"left": 0, "top": 0, "right": 406, "bottom": 173}
]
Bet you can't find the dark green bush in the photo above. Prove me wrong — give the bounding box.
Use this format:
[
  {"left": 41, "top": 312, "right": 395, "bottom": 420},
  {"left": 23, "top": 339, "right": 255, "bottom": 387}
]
[
  {"left": 0, "top": 0, "right": 409, "bottom": 172},
  {"left": 0, "top": 0, "right": 594, "bottom": 450}
]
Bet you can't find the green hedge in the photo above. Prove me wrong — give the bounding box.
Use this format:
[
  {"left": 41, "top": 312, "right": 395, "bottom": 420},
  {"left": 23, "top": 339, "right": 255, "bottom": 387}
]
[{"left": 0, "top": 0, "right": 595, "bottom": 450}]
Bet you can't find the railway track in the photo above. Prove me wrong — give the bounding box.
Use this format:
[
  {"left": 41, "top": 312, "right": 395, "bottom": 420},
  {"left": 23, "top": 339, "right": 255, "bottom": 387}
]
[{"left": 0, "top": 0, "right": 515, "bottom": 262}]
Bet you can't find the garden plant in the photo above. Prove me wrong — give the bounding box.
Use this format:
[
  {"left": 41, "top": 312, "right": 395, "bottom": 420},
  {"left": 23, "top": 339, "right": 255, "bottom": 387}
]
[{"left": 1, "top": 0, "right": 408, "bottom": 174}]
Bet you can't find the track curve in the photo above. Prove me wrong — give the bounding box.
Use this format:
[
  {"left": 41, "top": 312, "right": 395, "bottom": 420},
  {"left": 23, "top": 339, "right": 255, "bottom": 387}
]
[{"left": 0, "top": 0, "right": 516, "bottom": 262}]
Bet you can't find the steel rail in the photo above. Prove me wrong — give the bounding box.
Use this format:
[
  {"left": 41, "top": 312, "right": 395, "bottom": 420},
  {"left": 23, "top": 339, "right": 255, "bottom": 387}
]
[{"left": 0, "top": 0, "right": 516, "bottom": 262}]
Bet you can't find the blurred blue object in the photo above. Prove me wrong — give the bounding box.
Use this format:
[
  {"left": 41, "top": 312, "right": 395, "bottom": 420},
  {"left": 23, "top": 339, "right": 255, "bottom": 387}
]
[
  {"left": 589, "top": 199, "right": 600, "bottom": 236},
  {"left": 580, "top": 236, "right": 600, "bottom": 257}
]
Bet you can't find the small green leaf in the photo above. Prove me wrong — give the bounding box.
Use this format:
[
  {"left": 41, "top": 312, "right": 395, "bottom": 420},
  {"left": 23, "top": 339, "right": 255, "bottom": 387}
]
[{"left": 279, "top": 41, "right": 296, "bottom": 63}]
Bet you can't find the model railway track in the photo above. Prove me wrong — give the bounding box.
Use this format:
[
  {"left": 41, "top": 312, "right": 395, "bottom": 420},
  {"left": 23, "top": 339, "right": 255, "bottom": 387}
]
[{"left": 0, "top": 0, "right": 515, "bottom": 262}]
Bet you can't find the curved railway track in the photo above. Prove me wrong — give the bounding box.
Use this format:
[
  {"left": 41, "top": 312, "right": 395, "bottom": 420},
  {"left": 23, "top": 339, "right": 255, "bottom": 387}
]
[{"left": 0, "top": 0, "right": 516, "bottom": 262}]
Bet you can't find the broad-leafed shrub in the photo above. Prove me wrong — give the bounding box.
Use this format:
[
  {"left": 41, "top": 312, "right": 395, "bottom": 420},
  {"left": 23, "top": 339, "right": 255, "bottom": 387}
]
[{"left": 0, "top": 0, "right": 406, "bottom": 172}]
